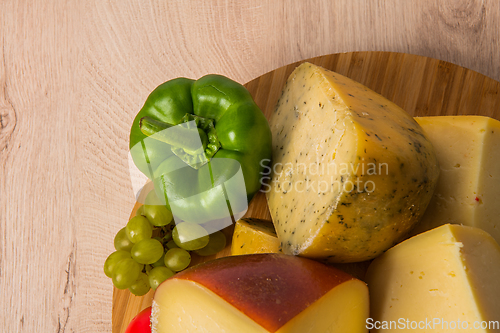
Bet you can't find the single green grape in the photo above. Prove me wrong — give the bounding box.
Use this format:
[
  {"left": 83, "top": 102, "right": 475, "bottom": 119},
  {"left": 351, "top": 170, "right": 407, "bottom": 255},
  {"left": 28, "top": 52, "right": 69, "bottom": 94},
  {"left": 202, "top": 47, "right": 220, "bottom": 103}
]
[
  {"left": 144, "top": 205, "right": 173, "bottom": 227},
  {"left": 164, "top": 248, "right": 191, "bottom": 272},
  {"left": 114, "top": 227, "right": 134, "bottom": 252},
  {"left": 126, "top": 216, "right": 153, "bottom": 243},
  {"left": 143, "top": 190, "right": 173, "bottom": 227},
  {"left": 151, "top": 252, "right": 166, "bottom": 267},
  {"left": 194, "top": 231, "right": 227, "bottom": 256},
  {"left": 172, "top": 222, "right": 209, "bottom": 251},
  {"left": 166, "top": 240, "right": 179, "bottom": 250},
  {"left": 129, "top": 272, "right": 151, "bottom": 296},
  {"left": 131, "top": 238, "right": 164, "bottom": 264},
  {"left": 149, "top": 266, "right": 175, "bottom": 290},
  {"left": 112, "top": 258, "right": 143, "bottom": 289},
  {"left": 104, "top": 250, "right": 131, "bottom": 278},
  {"left": 135, "top": 205, "right": 145, "bottom": 217}
]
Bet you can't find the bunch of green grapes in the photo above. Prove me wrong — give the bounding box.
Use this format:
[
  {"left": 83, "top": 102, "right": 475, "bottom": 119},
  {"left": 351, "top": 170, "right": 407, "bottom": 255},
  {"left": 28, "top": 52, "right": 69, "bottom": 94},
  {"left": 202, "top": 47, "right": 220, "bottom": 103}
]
[{"left": 103, "top": 190, "right": 227, "bottom": 296}]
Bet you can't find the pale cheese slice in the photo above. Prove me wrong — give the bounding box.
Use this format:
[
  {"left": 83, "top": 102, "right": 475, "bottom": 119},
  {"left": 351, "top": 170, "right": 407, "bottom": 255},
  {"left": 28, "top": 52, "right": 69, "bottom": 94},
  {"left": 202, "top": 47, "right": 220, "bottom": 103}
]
[
  {"left": 366, "top": 224, "right": 500, "bottom": 333},
  {"left": 412, "top": 116, "right": 500, "bottom": 243}
]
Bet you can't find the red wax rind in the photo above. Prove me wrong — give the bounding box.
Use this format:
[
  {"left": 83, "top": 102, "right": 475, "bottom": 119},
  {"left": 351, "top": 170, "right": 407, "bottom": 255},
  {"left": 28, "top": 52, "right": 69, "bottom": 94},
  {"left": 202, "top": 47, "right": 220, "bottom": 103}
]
[{"left": 171, "top": 253, "right": 354, "bottom": 332}]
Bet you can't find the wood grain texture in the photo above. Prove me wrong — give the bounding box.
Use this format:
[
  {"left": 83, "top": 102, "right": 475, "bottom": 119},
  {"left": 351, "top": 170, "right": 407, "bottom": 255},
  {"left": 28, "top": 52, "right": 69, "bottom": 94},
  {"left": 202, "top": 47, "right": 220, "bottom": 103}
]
[
  {"left": 1, "top": 0, "right": 500, "bottom": 332},
  {"left": 113, "top": 51, "right": 500, "bottom": 331}
]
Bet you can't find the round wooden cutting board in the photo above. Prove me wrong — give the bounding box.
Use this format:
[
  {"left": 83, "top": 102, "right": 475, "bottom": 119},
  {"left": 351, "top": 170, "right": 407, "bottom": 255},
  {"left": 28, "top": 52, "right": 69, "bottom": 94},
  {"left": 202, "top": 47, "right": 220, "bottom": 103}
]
[{"left": 112, "top": 51, "right": 500, "bottom": 332}]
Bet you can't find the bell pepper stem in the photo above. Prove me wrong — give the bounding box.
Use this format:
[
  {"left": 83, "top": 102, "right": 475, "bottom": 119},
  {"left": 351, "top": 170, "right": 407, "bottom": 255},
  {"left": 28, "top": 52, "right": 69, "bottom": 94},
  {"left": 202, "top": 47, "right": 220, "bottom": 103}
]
[
  {"left": 139, "top": 114, "right": 221, "bottom": 169},
  {"left": 140, "top": 116, "right": 208, "bottom": 155}
]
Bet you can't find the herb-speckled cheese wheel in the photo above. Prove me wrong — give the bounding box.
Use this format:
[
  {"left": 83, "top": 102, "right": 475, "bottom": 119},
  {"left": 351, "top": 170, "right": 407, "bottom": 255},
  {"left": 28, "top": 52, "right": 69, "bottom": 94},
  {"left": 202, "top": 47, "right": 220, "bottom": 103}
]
[{"left": 266, "top": 62, "right": 439, "bottom": 263}]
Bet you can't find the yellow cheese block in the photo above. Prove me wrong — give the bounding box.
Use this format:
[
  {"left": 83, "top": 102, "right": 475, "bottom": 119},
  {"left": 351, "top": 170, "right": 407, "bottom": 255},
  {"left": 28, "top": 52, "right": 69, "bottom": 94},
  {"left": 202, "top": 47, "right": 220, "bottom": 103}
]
[
  {"left": 366, "top": 224, "right": 500, "bottom": 333},
  {"left": 412, "top": 116, "right": 500, "bottom": 243},
  {"left": 266, "top": 62, "right": 439, "bottom": 262},
  {"left": 152, "top": 254, "right": 369, "bottom": 333},
  {"left": 231, "top": 218, "right": 281, "bottom": 255},
  {"left": 231, "top": 217, "right": 371, "bottom": 280}
]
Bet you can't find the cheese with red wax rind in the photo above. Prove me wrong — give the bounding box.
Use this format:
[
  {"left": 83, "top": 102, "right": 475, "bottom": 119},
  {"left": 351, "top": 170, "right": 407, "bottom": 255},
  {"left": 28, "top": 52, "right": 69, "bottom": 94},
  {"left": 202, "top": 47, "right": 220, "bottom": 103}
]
[{"left": 151, "top": 253, "right": 369, "bottom": 332}]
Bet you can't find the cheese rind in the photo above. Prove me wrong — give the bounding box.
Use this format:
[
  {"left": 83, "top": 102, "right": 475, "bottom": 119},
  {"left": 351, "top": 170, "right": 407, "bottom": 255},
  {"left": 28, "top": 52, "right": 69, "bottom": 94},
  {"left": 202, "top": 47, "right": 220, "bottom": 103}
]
[
  {"left": 231, "top": 218, "right": 281, "bottom": 255},
  {"left": 412, "top": 116, "right": 500, "bottom": 243},
  {"left": 152, "top": 254, "right": 369, "bottom": 333},
  {"left": 365, "top": 224, "right": 500, "bottom": 333},
  {"left": 266, "top": 62, "right": 439, "bottom": 262}
]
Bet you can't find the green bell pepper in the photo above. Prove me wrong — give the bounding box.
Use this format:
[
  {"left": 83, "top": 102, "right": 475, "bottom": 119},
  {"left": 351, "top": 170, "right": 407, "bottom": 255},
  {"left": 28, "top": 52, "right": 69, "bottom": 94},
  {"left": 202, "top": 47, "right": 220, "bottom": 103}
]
[{"left": 129, "top": 75, "right": 272, "bottom": 224}]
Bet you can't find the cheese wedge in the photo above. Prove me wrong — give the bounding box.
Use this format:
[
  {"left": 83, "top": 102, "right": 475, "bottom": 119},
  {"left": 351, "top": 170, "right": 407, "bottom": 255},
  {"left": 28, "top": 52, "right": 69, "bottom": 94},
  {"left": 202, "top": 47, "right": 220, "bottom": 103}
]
[
  {"left": 230, "top": 217, "right": 371, "bottom": 280},
  {"left": 366, "top": 224, "right": 500, "bottom": 333},
  {"left": 231, "top": 218, "right": 281, "bottom": 255},
  {"left": 412, "top": 116, "right": 500, "bottom": 243},
  {"left": 266, "top": 62, "right": 439, "bottom": 262},
  {"left": 152, "top": 254, "right": 369, "bottom": 333}
]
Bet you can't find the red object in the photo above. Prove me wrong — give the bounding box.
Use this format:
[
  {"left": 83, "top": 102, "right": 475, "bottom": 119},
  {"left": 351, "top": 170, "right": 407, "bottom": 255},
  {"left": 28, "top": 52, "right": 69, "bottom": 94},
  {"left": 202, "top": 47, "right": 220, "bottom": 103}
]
[
  {"left": 124, "top": 306, "right": 151, "bottom": 333},
  {"left": 475, "top": 197, "right": 480, "bottom": 202}
]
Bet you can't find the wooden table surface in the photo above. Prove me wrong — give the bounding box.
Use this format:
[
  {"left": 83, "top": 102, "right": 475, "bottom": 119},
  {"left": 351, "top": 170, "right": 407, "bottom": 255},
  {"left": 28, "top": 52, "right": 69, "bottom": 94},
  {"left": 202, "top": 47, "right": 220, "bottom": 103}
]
[{"left": 1, "top": 1, "right": 499, "bottom": 332}]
